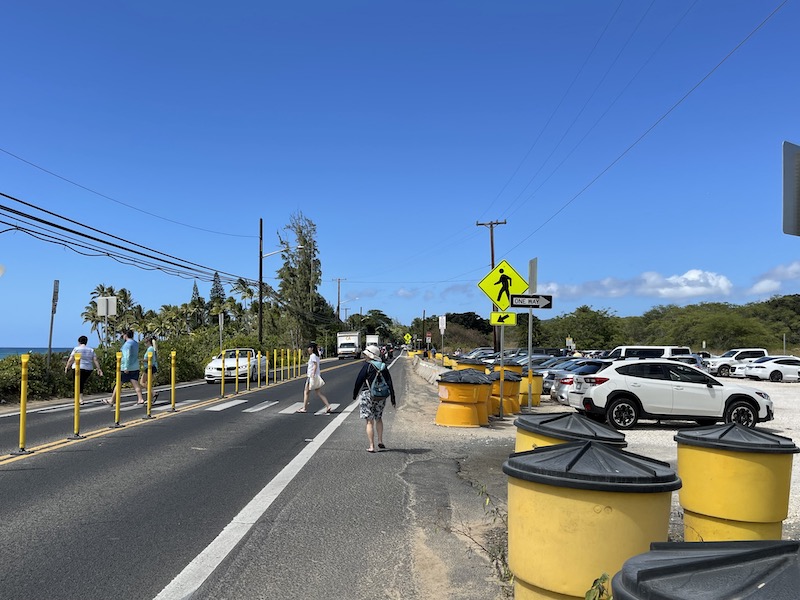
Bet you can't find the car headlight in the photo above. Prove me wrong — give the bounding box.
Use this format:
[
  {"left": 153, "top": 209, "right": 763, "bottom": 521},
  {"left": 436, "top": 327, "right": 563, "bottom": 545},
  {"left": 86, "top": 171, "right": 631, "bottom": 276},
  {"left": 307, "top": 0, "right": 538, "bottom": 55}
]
[{"left": 755, "top": 391, "right": 770, "bottom": 400}]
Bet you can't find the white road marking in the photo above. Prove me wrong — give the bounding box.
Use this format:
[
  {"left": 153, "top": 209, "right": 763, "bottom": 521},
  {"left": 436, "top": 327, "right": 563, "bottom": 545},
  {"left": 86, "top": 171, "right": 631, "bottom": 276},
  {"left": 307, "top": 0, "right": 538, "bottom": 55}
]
[
  {"left": 205, "top": 399, "right": 248, "bottom": 412},
  {"left": 242, "top": 401, "right": 278, "bottom": 413},
  {"left": 279, "top": 402, "right": 306, "bottom": 414},
  {"left": 314, "top": 403, "right": 340, "bottom": 415},
  {"left": 153, "top": 399, "right": 360, "bottom": 600}
]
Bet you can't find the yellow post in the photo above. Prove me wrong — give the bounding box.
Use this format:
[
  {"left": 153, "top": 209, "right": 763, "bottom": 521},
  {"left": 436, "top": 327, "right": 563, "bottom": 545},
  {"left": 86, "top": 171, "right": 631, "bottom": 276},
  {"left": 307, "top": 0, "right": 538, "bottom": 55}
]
[
  {"left": 112, "top": 352, "right": 123, "bottom": 428},
  {"left": 273, "top": 349, "right": 277, "bottom": 384},
  {"left": 220, "top": 353, "right": 226, "bottom": 398},
  {"left": 143, "top": 354, "right": 154, "bottom": 420},
  {"left": 170, "top": 350, "right": 177, "bottom": 411},
  {"left": 266, "top": 356, "right": 270, "bottom": 387},
  {"left": 13, "top": 354, "right": 32, "bottom": 454},
  {"left": 70, "top": 353, "right": 83, "bottom": 439},
  {"left": 257, "top": 351, "right": 262, "bottom": 387},
  {"left": 246, "top": 351, "right": 252, "bottom": 391},
  {"left": 235, "top": 350, "right": 240, "bottom": 395},
  {"left": 281, "top": 349, "right": 285, "bottom": 382}
]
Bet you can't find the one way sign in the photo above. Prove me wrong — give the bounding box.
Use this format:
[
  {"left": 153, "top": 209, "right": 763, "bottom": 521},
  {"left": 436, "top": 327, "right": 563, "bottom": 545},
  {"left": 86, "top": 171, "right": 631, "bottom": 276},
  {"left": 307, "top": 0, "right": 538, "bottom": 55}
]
[{"left": 510, "top": 294, "right": 553, "bottom": 309}]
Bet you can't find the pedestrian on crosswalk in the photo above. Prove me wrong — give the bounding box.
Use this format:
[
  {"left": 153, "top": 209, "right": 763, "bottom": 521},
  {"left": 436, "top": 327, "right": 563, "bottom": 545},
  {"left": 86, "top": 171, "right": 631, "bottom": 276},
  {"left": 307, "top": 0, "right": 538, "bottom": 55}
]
[{"left": 298, "top": 342, "right": 331, "bottom": 414}]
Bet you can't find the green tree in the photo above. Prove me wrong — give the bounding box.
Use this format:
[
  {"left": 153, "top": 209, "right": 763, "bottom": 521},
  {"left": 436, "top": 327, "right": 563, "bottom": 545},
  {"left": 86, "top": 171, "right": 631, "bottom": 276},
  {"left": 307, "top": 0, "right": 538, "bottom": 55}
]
[{"left": 209, "top": 272, "right": 226, "bottom": 308}]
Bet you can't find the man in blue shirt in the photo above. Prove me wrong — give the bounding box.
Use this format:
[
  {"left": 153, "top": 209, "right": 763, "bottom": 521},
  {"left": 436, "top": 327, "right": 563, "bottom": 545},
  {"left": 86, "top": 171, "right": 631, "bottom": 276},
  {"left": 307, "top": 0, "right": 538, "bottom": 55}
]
[{"left": 104, "top": 329, "right": 145, "bottom": 406}]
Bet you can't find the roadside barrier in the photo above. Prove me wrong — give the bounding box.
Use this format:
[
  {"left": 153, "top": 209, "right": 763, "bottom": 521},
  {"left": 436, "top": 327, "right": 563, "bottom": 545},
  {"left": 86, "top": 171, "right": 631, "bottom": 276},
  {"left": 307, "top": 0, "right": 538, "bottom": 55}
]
[
  {"left": 169, "top": 350, "right": 176, "bottom": 412},
  {"left": 489, "top": 369, "right": 522, "bottom": 416},
  {"left": 503, "top": 441, "right": 681, "bottom": 599},
  {"left": 675, "top": 424, "right": 800, "bottom": 541},
  {"left": 111, "top": 352, "right": 123, "bottom": 428},
  {"left": 513, "top": 412, "right": 627, "bottom": 453},
  {"left": 143, "top": 354, "right": 154, "bottom": 420},
  {"left": 69, "top": 353, "right": 84, "bottom": 439}
]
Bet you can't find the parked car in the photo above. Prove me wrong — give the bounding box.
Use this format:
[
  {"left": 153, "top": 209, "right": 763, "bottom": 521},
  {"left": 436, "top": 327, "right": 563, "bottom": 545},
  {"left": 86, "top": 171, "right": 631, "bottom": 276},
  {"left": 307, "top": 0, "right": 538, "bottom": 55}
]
[
  {"left": 743, "top": 356, "right": 800, "bottom": 382},
  {"left": 703, "top": 348, "right": 768, "bottom": 377},
  {"left": 569, "top": 359, "right": 773, "bottom": 430},
  {"left": 204, "top": 348, "right": 268, "bottom": 384},
  {"left": 551, "top": 359, "right": 611, "bottom": 405},
  {"left": 511, "top": 354, "right": 554, "bottom": 367},
  {"left": 462, "top": 347, "right": 494, "bottom": 359},
  {"left": 666, "top": 354, "right": 708, "bottom": 371},
  {"left": 541, "top": 357, "right": 594, "bottom": 394}
]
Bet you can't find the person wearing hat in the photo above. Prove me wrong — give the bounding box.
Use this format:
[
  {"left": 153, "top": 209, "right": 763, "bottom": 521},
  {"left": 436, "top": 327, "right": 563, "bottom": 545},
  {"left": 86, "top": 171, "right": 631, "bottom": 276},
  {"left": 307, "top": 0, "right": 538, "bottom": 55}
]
[{"left": 352, "top": 344, "right": 396, "bottom": 452}]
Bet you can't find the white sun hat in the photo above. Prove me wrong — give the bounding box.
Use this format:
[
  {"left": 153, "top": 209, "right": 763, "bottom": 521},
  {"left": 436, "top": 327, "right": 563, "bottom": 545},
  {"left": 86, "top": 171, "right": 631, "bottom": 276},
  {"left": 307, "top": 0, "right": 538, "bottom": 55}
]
[{"left": 363, "top": 345, "right": 381, "bottom": 361}]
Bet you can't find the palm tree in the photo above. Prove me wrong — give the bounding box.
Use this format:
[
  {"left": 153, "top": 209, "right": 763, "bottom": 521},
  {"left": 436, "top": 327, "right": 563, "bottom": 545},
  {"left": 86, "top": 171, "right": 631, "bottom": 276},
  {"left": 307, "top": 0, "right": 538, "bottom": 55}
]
[{"left": 81, "top": 301, "right": 103, "bottom": 346}]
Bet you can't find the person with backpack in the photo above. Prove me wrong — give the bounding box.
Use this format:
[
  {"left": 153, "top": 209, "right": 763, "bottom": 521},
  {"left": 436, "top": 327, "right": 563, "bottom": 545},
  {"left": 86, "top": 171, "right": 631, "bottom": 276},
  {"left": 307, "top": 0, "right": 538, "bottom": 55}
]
[{"left": 352, "top": 344, "right": 396, "bottom": 453}]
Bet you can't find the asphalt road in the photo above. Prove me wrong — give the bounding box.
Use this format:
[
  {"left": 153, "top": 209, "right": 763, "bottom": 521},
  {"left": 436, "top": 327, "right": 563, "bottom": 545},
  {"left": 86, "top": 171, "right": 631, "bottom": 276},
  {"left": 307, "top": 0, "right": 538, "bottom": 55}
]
[{"left": 0, "top": 357, "right": 373, "bottom": 600}]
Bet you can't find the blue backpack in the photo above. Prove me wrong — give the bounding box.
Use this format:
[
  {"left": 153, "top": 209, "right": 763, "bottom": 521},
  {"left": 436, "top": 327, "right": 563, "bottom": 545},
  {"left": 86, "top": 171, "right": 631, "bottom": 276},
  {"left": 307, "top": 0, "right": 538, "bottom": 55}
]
[{"left": 369, "top": 361, "right": 390, "bottom": 399}]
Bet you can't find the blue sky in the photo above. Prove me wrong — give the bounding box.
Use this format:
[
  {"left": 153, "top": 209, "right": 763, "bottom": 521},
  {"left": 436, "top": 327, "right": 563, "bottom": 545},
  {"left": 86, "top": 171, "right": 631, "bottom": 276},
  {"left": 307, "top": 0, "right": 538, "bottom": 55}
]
[{"left": 1, "top": 1, "right": 797, "bottom": 347}]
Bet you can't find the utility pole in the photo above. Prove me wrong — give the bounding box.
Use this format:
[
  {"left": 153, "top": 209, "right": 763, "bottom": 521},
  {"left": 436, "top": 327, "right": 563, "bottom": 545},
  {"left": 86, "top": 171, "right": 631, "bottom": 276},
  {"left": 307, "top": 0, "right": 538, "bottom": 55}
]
[
  {"left": 332, "top": 277, "right": 346, "bottom": 322},
  {"left": 258, "top": 218, "right": 264, "bottom": 349},
  {"left": 476, "top": 220, "right": 506, "bottom": 351}
]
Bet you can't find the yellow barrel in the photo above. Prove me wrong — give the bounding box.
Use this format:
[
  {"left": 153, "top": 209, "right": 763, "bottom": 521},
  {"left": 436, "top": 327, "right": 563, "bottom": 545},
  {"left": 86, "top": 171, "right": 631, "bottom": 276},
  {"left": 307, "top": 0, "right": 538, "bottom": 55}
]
[
  {"left": 519, "top": 372, "right": 543, "bottom": 407},
  {"left": 475, "top": 383, "right": 491, "bottom": 426},
  {"left": 675, "top": 425, "right": 799, "bottom": 540},
  {"left": 494, "top": 363, "right": 523, "bottom": 374},
  {"left": 490, "top": 371, "right": 522, "bottom": 415},
  {"left": 503, "top": 442, "right": 680, "bottom": 598},
  {"left": 435, "top": 381, "right": 479, "bottom": 427},
  {"left": 514, "top": 413, "right": 627, "bottom": 453},
  {"left": 452, "top": 359, "right": 487, "bottom": 371},
  {"left": 515, "top": 578, "right": 579, "bottom": 600},
  {"left": 682, "top": 509, "right": 783, "bottom": 542}
]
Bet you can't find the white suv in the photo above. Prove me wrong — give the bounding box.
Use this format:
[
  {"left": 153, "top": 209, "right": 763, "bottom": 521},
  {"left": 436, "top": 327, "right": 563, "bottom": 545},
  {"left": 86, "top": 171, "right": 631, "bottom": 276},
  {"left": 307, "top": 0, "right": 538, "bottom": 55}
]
[
  {"left": 703, "top": 348, "right": 768, "bottom": 377},
  {"left": 569, "top": 359, "right": 773, "bottom": 430}
]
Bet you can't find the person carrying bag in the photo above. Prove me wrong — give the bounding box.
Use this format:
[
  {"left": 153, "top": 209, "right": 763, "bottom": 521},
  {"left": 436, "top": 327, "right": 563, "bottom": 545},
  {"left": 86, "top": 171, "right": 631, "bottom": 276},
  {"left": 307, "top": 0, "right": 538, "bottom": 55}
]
[
  {"left": 352, "top": 344, "right": 396, "bottom": 452},
  {"left": 299, "top": 342, "right": 332, "bottom": 414}
]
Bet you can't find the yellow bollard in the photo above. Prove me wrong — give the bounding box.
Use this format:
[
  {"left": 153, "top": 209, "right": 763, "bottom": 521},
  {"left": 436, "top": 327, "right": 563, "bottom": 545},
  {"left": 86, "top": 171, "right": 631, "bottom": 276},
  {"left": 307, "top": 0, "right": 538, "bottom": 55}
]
[
  {"left": 235, "top": 350, "right": 240, "bottom": 395},
  {"left": 246, "top": 351, "right": 252, "bottom": 391},
  {"left": 220, "top": 353, "right": 226, "bottom": 398},
  {"left": 281, "top": 349, "right": 285, "bottom": 382},
  {"left": 13, "top": 354, "right": 32, "bottom": 455},
  {"left": 273, "top": 349, "right": 277, "bottom": 384},
  {"left": 111, "top": 352, "right": 123, "bottom": 428},
  {"left": 170, "top": 350, "right": 176, "bottom": 412},
  {"left": 256, "top": 351, "right": 262, "bottom": 387},
  {"left": 69, "top": 353, "right": 84, "bottom": 439},
  {"left": 143, "top": 355, "right": 154, "bottom": 420}
]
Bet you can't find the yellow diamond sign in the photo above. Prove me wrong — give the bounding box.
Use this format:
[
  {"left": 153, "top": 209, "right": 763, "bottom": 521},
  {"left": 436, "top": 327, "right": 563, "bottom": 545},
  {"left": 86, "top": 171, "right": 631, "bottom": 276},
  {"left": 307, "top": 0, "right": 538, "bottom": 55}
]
[{"left": 478, "top": 260, "right": 528, "bottom": 311}]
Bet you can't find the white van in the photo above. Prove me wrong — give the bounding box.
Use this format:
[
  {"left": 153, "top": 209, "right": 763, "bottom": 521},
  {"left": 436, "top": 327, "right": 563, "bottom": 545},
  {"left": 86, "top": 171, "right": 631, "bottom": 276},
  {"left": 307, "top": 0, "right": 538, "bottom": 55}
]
[{"left": 605, "top": 346, "right": 692, "bottom": 360}]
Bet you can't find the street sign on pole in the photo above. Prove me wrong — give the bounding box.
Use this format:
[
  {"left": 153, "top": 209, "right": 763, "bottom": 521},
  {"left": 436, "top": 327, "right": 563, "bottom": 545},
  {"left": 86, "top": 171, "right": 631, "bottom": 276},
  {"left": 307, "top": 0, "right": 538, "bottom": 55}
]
[
  {"left": 477, "top": 259, "right": 528, "bottom": 311},
  {"left": 510, "top": 294, "right": 553, "bottom": 309},
  {"left": 490, "top": 312, "right": 517, "bottom": 326}
]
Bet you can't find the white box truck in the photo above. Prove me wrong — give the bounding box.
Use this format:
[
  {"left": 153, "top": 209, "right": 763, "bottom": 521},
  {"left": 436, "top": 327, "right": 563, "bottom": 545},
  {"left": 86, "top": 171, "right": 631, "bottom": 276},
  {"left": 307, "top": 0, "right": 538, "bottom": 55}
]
[
  {"left": 337, "top": 331, "right": 361, "bottom": 360},
  {"left": 366, "top": 334, "right": 380, "bottom": 349}
]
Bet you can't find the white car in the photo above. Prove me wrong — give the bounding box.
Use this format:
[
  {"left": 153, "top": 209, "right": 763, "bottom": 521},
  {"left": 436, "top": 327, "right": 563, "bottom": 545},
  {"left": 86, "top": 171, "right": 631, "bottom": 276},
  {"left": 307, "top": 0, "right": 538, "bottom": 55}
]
[
  {"left": 569, "top": 359, "right": 773, "bottom": 429},
  {"left": 743, "top": 356, "right": 800, "bottom": 383},
  {"left": 204, "top": 348, "right": 268, "bottom": 384}
]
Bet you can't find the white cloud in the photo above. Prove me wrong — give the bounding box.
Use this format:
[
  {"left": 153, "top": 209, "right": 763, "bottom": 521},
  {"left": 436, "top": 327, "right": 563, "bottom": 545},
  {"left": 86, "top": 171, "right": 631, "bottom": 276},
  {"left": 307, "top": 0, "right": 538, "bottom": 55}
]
[
  {"left": 749, "top": 279, "right": 781, "bottom": 295},
  {"left": 396, "top": 288, "right": 415, "bottom": 298},
  {"left": 748, "top": 260, "right": 800, "bottom": 295},
  {"left": 544, "top": 269, "right": 732, "bottom": 300}
]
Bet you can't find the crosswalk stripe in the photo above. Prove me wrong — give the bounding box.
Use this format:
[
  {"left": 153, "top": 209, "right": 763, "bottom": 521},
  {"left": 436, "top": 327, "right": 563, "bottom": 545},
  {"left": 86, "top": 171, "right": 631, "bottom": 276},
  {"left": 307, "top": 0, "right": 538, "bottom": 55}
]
[
  {"left": 242, "top": 401, "right": 278, "bottom": 413},
  {"left": 315, "top": 403, "right": 340, "bottom": 415},
  {"left": 206, "top": 399, "right": 248, "bottom": 412},
  {"left": 279, "top": 402, "right": 305, "bottom": 414}
]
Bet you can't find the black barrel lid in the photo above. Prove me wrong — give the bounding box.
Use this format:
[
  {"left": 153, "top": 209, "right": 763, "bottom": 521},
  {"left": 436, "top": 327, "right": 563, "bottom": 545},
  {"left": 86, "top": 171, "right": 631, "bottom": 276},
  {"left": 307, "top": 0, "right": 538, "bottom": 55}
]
[
  {"left": 438, "top": 369, "right": 492, "bottom": 384},
  {"left": 612, "top": 540, "right": 800, "bottom": 600},
  {"left": 674, "top": 424, "right": 800, "bottom": 454},
  {"left": 453, "top": 357, "right": 486, "bottom": 365},
  {"left": 488, "top": 370, "right": 522, "bottom": 382},
  {"left": 514, "top": 413, "right": 627, "bottom": 448},
  {"left": 502, "top": 441, "right": 681, "bottom": 493}
]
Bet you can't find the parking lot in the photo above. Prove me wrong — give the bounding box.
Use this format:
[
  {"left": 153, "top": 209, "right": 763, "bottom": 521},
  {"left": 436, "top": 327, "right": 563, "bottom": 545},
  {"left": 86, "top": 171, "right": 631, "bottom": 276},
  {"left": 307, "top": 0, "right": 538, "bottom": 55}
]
[{"left": 614, "top": 379, "right": 800, "bottom": 539}]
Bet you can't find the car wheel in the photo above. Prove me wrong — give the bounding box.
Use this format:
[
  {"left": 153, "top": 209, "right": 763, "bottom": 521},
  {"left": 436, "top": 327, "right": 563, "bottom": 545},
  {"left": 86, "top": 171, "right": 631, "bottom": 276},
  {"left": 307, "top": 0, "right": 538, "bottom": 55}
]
[
  {"left": 606, "top": 397, "right": 639, "bottom": 430},
  {"left": 725, "top": 400, "right": 757, "bottom": 428},
  {"left": 206, "top": 380, "right": 215, "bottom": 384},
  {"left": 718, "top": 365, "right": 731, "bottom": 377},
  {"left": 769, "top": 370, "right": 783, "bottom": 382}
]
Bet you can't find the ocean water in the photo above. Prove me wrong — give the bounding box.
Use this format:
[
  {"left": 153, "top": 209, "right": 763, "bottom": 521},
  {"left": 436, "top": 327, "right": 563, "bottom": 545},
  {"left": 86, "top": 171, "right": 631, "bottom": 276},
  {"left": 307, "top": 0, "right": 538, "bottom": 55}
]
[{"left": 0, "top": 347, "right": 71, "bottom": 360}]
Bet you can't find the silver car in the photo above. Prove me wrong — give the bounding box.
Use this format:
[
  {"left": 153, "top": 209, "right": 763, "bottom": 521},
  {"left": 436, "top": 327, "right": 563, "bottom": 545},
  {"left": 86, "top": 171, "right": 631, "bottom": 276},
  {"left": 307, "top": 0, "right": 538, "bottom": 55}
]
[{"left": 550, "top": 359, "right": 610, "bottom": 404}]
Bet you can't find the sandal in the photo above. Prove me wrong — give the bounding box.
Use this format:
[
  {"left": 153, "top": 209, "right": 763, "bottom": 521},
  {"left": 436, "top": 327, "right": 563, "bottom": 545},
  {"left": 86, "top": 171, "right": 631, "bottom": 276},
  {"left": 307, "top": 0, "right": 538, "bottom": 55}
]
[
  {"left": 378, "top": 443, "right": 386, "bottom": 450},
  {"left": 325, "top": 406, "right": 332, "bottom": 414},
  {"left": 101, "top": 398, "right": 113, "bottom": 406},
  {"left": 296, "top": 408, "right": 307, "bottom": 413},
  {"left": 367, "top": 448, "right": 376, "bottom": 453}
]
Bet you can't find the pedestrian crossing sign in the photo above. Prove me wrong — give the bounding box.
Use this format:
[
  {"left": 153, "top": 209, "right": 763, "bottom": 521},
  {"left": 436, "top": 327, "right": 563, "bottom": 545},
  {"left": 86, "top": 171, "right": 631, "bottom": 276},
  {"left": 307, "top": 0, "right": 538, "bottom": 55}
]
[
  {"left": 477, "top": 260, "right": 528, "bottom": 311},
  {"left": 490, "top": 312, "right": 517, "bottom": 326}
]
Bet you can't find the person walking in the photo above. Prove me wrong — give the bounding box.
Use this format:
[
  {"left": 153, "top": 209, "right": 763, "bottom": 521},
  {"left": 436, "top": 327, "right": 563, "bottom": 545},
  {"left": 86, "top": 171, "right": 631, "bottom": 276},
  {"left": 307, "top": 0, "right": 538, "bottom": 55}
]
[
  {"left": 105, "top": 330, "right": 145, "bottom": 406},
  {"left": 64, "top": 335, "right": 103, "bottom": 405},
  {"left": 140, "top": 335, "right": 159, "bottom": 403},
  {"left": 298, "top": 342, "right": 331, "bottom": 414},
  {"left": 352, "top": 344, "right": 396, "bottom": 453}
]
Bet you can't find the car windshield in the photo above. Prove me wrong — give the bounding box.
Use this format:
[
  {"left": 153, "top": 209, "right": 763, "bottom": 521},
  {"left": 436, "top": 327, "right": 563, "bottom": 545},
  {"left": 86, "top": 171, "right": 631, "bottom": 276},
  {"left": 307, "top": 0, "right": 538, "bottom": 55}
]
[
  {"left": 720, "top": 350, "right": 738, "bottom": 358},
  {"left": 751, "top": 356, "right": 773, "bottom": 364}
]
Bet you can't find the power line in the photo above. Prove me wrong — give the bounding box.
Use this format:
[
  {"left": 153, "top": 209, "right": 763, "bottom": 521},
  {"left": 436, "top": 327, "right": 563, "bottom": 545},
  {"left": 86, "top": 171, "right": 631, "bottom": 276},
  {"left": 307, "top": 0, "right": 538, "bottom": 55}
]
[{"left": 0, "top": 147, "right": 255, "bottom": 238}]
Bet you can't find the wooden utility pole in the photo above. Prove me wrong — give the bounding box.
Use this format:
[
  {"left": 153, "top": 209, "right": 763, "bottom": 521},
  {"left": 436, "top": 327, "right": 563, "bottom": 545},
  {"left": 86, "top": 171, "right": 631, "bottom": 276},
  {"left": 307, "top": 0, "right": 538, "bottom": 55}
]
[{"left": 332, "top": 277, "right": 346, "bottom": 322}]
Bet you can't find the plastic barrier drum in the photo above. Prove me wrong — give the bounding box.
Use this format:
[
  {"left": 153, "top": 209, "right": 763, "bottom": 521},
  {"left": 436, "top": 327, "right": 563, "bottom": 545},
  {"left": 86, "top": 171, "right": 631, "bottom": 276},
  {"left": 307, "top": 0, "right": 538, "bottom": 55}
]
[
  {"left": 675, "top": 424, "right": 799, "bottom": 541},
  {"left": 503, "top": 441, "right": 681, "bottom": 599},
  {"left": 514, "top": 413, "right": 627, "bottom": 453}
]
